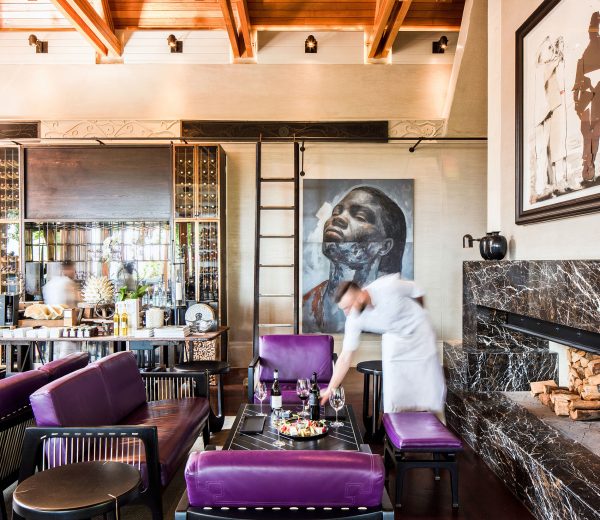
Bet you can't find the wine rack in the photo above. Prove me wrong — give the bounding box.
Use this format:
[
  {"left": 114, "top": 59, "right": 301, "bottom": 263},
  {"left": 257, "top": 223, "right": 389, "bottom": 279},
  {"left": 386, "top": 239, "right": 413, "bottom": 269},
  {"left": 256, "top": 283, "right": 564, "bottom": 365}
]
[
  {"left": 0, "top": 147, "right": 21, "bottom": 295},
  {"left": 172, "top": 145, "right": 226, "bottom": 326}
]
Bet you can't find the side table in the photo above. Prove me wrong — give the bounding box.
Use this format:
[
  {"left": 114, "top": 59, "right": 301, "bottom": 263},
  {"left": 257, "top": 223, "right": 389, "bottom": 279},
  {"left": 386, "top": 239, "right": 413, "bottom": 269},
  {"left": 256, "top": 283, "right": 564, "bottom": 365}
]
[
  {"left": 174, "top": 360, "right": 230, "bottom": 433},
  {"left": 13, "top": 461, "right": 141, "bottom": 520},
  {"left": 356, "top": 360, "right": 383, "bottom": 442}
]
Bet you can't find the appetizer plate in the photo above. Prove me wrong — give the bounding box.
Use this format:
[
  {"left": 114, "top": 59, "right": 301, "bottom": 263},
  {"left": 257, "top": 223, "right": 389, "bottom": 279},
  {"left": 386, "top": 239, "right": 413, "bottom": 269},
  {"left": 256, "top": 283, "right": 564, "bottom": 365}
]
[{"left": 276, "top": 418, "right": 328, "bottom": 441}]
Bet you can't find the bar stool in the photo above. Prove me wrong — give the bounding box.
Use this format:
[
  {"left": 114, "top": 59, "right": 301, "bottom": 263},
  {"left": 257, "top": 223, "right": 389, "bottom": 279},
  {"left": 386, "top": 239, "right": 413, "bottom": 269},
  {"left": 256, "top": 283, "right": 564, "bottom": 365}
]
[
  {"left": 356, "top": 360, "right": 383, "bottom": 441},
  {"left": 174, "top": 360, "right": 229, "bottom": 433},
  {"left": 12, "top": 461, "right": 141, "bottom": 520}
]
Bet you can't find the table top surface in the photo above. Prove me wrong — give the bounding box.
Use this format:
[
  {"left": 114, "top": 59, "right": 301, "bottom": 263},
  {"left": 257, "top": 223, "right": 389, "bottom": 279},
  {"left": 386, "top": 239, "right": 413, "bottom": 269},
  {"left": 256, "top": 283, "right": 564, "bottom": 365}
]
[
  {"left": 356, "top": 360, "right": 383, "bottom": 374},
  {"left": 13, "top": 461, "right": 141, "bottom": 512},
  {"left": 0, "top": 326, "right": 229, "bottom": 343},
  {"left": 224, "top": 404, "right": 363, "bottom": 452}
]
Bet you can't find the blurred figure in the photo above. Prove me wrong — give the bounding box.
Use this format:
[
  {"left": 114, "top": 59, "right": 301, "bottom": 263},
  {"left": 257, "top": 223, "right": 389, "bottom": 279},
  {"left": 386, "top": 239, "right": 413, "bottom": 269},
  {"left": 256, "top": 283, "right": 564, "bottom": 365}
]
[
  {"left": 320, "top": 274, "right": 446, "bottom": 422},
  {"left": 42, "top": 261, "right": 79, "bottom": 358}
]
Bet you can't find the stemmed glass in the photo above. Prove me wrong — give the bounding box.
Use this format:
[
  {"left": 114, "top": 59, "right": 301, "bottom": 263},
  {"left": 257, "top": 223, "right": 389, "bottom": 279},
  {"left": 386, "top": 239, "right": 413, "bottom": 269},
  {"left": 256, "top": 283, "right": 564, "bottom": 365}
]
[
  {"left": 296, "top": 378, "right": 310, "bottom": 417},
  {"left": 272, "top": 408, "right": 286, "bottom": 448},
  {"left": 329, "top": 386, "right": 345, "bottom": 428},
  {"left": 255, "top": 381, "right": 267, "bottom": 416}
]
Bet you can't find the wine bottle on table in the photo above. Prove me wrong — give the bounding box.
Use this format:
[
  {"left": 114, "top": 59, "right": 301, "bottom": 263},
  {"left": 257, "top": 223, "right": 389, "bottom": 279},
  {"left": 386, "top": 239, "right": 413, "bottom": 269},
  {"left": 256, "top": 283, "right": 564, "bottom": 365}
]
[
  {"left": 271, "top": 369, "right": 282, "bottom": 412},
  {"left": 309, "top": 371, "right": 320, "bottom": 420},
  {"left": 113, "top": 311, "right": 120, "bottom": 336},
  {"left": 120, "top": 309, "right": 128, "bottom": 337}
]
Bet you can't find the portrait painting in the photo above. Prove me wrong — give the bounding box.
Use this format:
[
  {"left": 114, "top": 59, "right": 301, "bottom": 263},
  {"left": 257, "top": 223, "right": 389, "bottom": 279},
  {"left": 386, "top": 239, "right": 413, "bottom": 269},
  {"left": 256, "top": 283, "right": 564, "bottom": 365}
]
[
  {"left": 302, "top": 179, "right": 414, "bottom": 333},
  {"left": 517, "top": 0, "right": 600, "bottom": 223}
]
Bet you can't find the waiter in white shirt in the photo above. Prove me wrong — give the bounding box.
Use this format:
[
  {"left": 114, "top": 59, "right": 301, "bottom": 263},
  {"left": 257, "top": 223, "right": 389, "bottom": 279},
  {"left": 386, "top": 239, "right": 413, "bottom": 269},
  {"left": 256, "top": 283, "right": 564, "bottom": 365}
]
[{"left": 320, "top": 273, "right": 446, "bottom": 420}]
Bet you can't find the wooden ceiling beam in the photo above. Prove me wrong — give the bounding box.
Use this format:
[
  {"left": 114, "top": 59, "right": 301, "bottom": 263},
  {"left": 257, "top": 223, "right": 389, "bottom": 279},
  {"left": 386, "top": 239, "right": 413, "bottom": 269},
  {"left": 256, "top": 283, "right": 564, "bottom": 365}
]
[
  {"left": 237, "top": 0, "right": 254, "bottom": 58},
  {"left": 367, "top": 0, "right": 395, "bottom": 59},
  {"left": 50, "top": 0, "right": 122, "bottom": 56},
  {"left": 379, "top": 0, "right": 412, "bottom": 58},
  {"left": 218, "top": 0, "right": 241, "bottom": 58}
]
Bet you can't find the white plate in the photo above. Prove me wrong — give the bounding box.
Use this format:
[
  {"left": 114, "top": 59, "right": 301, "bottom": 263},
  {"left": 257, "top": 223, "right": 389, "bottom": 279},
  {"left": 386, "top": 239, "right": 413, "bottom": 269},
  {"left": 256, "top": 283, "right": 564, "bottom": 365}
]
[{"left": 185, "top": 303, "right": 215, "bottom": 325}]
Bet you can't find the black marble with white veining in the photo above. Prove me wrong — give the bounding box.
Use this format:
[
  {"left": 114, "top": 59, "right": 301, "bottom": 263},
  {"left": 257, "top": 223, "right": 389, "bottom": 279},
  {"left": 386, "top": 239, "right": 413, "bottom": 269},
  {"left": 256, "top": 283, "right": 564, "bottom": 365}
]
[
  {"left": 464, "top": 261, "right": 600, "bottom": 344},
  {"left": 443, "top": 342, "right": 557, "bottom": 392},
  {"left": 447, "top": 388, "right": 600, "bottom": 520}
]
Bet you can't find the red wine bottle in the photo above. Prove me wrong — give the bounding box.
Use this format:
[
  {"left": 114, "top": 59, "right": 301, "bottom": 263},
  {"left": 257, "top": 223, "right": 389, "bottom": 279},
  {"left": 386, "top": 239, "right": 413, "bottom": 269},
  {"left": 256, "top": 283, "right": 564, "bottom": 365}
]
[
  {"left": 309, "top": 372, "right": 320, "bottom": 420},
  {"left": 271, "top": 369, "right": 282, "bottom": 411}
]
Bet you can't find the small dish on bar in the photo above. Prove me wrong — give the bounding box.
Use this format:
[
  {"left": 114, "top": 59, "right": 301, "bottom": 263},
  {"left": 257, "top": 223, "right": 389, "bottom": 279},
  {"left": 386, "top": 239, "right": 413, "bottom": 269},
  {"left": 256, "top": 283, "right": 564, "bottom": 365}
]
[{"left": 277, "top": 418, "right": 328, "bottom": 440}]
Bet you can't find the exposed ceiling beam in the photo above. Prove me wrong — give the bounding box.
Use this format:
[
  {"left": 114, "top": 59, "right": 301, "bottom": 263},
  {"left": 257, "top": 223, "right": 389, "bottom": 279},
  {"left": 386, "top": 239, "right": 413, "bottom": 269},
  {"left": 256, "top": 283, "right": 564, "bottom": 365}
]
[
  {"left": 50, "top": 0, "right": 122, "bottom": 56},
  {"left": 369, "top": 0, "right": 396, "bottom": 56},
  {"left": 237, "top": 0, "right": 254, "bottom": 58},
  {"left": 379, "top": 0, "right": 412, "bottom": 58},
  {"left": 94, "top": 0, "right": 114, "bottom": 33},
  {"left": 218, "top": 0, "right": 241, "bottom": 59}
]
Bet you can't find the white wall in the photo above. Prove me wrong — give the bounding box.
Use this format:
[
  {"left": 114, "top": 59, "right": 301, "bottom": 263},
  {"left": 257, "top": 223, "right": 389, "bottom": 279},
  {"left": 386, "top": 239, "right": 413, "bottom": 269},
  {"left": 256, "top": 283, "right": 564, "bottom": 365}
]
[
  {"left": 488, "top": 0, "right": 600, "bottom": 258},
  {"left": 225, "top": 142, "right": 487, "bottom": 367}
]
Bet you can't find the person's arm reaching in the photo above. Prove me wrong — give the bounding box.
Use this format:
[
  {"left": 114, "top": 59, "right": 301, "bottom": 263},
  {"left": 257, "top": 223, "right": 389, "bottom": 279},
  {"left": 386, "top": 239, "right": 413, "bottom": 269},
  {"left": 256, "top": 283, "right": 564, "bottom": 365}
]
[{"left": 320, "top": 349, "right": 354, "bottom": 404}]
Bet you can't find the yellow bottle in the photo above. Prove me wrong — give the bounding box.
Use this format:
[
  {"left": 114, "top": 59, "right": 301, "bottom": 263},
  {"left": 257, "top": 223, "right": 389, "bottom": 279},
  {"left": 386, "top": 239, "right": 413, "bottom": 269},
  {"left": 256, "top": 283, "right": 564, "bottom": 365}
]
[
  {"left": 120, "top": 310, "right": 128, "bottom": 337},
  {"left": 113, "top": 311, "right": 120, "bottom": 336}
]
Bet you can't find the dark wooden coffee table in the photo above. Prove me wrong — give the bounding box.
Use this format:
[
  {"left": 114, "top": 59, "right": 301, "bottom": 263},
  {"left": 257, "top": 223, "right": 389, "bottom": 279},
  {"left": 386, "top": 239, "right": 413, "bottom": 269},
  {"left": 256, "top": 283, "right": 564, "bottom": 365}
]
[{"left": 223, "top": 404, "right": 363, "bottom": 451}]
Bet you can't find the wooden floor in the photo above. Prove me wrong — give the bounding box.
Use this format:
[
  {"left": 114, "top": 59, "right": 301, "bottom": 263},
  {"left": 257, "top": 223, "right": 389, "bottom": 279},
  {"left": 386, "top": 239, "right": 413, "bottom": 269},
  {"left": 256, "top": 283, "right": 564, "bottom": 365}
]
[{"left": 219, "top": 368, "right": 535, "bottom": 520}]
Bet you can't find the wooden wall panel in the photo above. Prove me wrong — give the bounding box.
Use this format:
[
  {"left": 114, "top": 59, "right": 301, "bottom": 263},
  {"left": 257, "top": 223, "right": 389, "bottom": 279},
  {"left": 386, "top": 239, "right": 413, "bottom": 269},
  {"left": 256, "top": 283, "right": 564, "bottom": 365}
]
[{"left": 24, "top": 145, "right": 172, "bottom": 220}]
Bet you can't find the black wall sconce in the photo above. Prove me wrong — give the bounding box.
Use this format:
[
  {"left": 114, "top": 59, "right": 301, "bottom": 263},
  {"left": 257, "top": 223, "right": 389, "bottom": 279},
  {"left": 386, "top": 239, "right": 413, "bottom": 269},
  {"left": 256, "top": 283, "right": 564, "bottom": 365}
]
[
  {"left": 167, "top": 34, "right": 183, "bottom": 53},
  {"left": 463, "top": 232, "right": 508, "bottom": 260},
  {"left": 28, "top": 34, "right": 48, "bottom": 54},
  {"left": 305, "top": 35, "right": 318, "bottom": 53},
  {"left": 432, "top": 35, "right": 449, "bottom": 54}
]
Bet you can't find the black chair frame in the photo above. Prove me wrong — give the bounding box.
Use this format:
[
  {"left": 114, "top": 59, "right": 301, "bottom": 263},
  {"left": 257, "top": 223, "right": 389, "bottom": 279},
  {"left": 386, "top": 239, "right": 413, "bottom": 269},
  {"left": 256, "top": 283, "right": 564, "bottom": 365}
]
[
  {"left": 383, "top": 437, "right": 460, "bottom": 509},
  {"left": 0, "top": 405, "right": 36, "bottom": 520},
  {"left": 16, "top": 370, "right": 211, "bottom": 520}
]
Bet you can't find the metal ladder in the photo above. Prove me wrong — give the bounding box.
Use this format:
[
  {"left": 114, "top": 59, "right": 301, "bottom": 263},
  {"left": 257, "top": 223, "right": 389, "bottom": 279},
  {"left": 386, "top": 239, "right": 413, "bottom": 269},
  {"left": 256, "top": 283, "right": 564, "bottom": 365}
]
[{"left": 252, "top": 142, "right": 300, "bottom": 356}]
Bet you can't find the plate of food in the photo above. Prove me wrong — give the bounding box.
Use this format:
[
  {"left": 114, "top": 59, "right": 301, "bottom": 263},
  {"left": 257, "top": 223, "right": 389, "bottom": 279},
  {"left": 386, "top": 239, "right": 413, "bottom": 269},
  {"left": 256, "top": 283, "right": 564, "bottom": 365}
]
[{"left": 276, "top": 418, "right": 328, "bottom": 440}]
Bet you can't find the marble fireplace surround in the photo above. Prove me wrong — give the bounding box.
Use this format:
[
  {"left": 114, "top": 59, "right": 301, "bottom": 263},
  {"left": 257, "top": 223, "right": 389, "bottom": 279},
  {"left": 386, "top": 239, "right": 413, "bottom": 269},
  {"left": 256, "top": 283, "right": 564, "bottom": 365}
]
[{"left": 445, "top": 260, "right": 600, "bottom": 520}]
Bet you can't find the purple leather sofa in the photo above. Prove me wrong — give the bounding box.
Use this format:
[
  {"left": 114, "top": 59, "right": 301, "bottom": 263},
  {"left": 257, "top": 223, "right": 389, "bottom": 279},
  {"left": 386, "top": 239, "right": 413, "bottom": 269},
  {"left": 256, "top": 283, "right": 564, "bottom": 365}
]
[
  {"left": 0, "top": 352, "right": 89, "bottom": 520},
  {"left": 25, "top": 351, "right": 210, "bottom": 520},
  {"left": 248, "top": 334, "right": 335, "bottom": 404},
  {"left": 176, "top": 448, "right": 394, "bottom": 519}
]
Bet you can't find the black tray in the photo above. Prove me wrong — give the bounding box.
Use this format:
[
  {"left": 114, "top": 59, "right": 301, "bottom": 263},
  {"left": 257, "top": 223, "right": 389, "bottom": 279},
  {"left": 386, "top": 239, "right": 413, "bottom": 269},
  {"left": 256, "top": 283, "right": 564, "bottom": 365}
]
[{"left": 240, "top": 415, "right": 266, "bottom": 434}]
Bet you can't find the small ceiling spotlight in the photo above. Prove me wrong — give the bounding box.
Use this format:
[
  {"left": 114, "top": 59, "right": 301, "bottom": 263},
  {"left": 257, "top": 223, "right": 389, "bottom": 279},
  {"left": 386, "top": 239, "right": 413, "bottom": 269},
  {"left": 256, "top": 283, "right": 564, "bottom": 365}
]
[
  {"left": 305, "top": 34, "right": 318, "bottom": 54},
  {"left": 28, "top": 34, "right": 48, "bottom": 54},
  {"left": 167, "top": 34, "right": 183, "bottom": 53},
  {"left": 432, "top": 35, "right": 449, "bottom": 54}
]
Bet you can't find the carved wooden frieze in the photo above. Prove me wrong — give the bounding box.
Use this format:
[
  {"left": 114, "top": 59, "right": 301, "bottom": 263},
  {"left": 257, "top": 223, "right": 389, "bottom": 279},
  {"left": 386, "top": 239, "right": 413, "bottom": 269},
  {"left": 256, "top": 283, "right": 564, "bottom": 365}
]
[
  {"left": 182, "top": 121, "right": 388, "bottom": 141},
  {"left": 41, "top": 120, "right": 180, "bottom": 139},
  {"left": 388, "top": 119, "right": 444, "bottom": 138},
  {"left": 0, "top": 122, "right": 40, "bottom": 139}
]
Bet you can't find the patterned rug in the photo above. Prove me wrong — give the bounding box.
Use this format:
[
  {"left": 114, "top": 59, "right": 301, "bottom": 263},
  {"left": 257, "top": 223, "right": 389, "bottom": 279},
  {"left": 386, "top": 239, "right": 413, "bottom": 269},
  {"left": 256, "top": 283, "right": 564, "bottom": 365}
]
[{"left": 3, "top": 417, "right": 235, "bottom": 520}]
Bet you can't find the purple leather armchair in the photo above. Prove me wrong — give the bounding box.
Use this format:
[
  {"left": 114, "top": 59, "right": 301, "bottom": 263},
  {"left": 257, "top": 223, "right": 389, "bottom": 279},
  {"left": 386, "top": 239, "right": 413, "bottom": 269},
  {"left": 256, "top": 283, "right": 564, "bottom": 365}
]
[
  {"left": 176, "top": 448, "right": 393, "bottom": 519},
  {"left": 23, "top": 351, "right": 210, "bottom": 520},
  {"left": 248, "top": 334, "right": 335, "bottom": 404},
  {"left": 0, "top": 352, "right": 89, "bottom": 520}
]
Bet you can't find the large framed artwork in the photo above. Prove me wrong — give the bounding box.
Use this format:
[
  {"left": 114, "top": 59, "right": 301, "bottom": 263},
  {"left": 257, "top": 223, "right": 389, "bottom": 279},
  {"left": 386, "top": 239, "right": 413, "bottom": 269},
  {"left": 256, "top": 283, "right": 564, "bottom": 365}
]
[
  {"left": 302, "top": 179, "right": 414, "bottom": 333},
  {"left": 516, "top": 0, "right": 600, "bottom": 224}
]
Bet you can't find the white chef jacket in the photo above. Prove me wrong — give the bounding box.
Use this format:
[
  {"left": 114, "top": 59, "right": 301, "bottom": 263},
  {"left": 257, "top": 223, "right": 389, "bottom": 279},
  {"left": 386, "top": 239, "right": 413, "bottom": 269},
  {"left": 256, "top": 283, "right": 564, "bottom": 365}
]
[{"left": 342, "top": 274, "right": 446, "bottom": 418}]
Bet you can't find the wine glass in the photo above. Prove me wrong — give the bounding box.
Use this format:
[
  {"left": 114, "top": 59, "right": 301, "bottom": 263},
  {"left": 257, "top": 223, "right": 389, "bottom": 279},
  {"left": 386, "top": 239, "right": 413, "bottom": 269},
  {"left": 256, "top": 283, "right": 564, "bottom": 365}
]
[
  {"left": 329, "top": 386, "right": 345, "bottom": 428},
  {"left": 255, "top": 382, "right": 267, "bottom": 416},
  {"left": 296, "top": 378, "right": 310, "bottom": 417},
  {"left": 272, "top": 408, "right": 286, "bottom": 448}
]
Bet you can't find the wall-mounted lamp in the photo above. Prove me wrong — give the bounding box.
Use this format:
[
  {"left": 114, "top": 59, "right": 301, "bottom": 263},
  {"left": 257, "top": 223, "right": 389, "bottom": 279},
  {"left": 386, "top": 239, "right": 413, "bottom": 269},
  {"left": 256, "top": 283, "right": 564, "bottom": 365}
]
[
  {"left": 432, "top": 35, "right": 449, "bottom": 54},
  {"left": 28, "top": 34, "right": 48, "bottom": 54},
  {"left": 463, "top": 232, "right": 508, "bottom": 260},
  {"left": 305, "top": 35, "right": 318, "bottom": 54},
  {"left": 167, "top": 34, "right": 183, "bottom": 53}
]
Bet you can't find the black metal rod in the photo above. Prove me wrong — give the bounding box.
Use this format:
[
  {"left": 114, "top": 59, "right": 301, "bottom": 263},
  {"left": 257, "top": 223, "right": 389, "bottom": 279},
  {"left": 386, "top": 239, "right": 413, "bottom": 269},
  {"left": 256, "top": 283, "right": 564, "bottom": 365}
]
[
  {"left": 252, "top": 141, "right": 262, "bottom": 357},
  {"left": 293, "top": 142, "right": 300, "bottom": 335}
]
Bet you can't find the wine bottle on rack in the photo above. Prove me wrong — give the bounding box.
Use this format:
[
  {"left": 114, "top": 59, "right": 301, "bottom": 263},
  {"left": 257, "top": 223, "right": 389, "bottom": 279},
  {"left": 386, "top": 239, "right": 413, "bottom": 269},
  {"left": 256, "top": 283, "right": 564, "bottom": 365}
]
[
  {"left": 309, "top": 372, "right": 320, "bottom": 420},
  {"left": 271, "top": 369, "right": 282, "bottom": 412}
]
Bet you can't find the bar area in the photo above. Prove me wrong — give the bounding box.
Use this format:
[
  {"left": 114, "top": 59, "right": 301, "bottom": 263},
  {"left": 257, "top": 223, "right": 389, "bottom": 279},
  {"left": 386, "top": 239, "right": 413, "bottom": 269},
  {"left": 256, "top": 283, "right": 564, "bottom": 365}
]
[{"left": 1, "top": 0, "right": 599, "bottom": 519}]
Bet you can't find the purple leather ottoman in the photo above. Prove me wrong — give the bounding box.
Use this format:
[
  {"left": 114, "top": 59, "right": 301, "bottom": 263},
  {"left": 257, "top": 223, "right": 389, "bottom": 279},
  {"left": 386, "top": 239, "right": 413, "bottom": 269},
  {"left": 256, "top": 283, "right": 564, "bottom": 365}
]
[
  {"left": 382, "top": 412, "right": 463, "bottom": 509},
  {"left": 176, "top": 448, "right": 394, "bottom": 519}
]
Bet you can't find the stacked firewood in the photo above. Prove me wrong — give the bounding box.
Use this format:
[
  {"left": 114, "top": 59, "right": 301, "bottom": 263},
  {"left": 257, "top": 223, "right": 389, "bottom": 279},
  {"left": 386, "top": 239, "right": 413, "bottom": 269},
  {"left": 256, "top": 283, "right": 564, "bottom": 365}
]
[{"left": 530, "top": 348, "right": 600, "bottom": 421}]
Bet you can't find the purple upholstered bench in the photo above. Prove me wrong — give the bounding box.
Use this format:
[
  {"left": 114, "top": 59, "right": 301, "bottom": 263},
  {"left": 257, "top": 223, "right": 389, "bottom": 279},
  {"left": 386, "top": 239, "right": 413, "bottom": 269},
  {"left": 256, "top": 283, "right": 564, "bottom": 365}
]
[
  {"left": 383, "top": 412, "right": 463, "bottom": 509},
  {"left": 0, "top": 352, "right": 89, "bottom": 520},
  {"left": 248, "top": 335, "right": 334, "bottom": 404},
  {"left": 176, "top": 449, "right": 393, "bottom": 519},
  {"left": 24, "top": 351, "right": 210, "bottom": 520}
]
